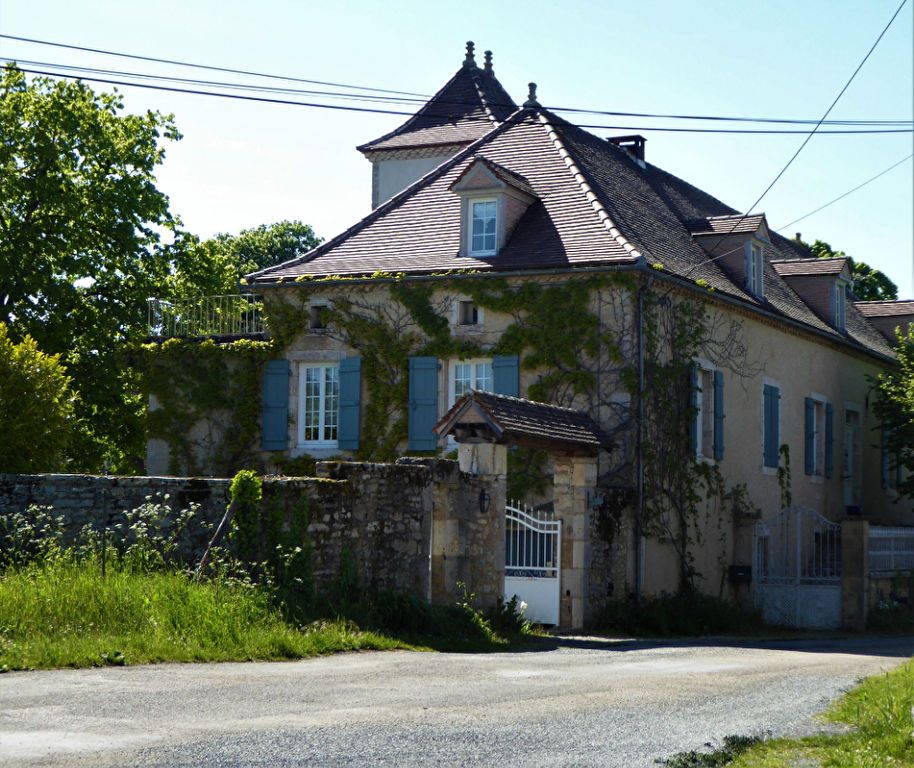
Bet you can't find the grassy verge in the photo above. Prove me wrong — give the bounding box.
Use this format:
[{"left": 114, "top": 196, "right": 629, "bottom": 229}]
[
  {"left": 662, "top": 658, "right": 914, "bottom": 767},
  {"left": 0, "top": 559, "right": 408, "bottom": 671}
]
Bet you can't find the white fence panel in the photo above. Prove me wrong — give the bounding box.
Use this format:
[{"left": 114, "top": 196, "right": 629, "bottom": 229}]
[{"left": 869, "top": 527, "right": 914, "bottom": 576}]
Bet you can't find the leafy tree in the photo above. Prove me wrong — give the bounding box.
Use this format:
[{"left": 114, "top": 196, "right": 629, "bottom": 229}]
[
  {"left": 1, "top": 65, "right": 188, "bottom": 469},
  {"left": 873, "top": 328, "right": 914, "bottom": 499},
  {"left": 165, "top": 221, "right": 322, "bottom": 299},
  {"left": 801, "top": 239, "right": 898, "bottom": 301},
  {"left": 0, "top": 323, "right": 79, "bottom": 472}
]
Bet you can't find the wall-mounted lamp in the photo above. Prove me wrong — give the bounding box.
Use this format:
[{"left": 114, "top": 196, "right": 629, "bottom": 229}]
[{"left": 478, "top": 489, "right": 491, "bottom": 516}]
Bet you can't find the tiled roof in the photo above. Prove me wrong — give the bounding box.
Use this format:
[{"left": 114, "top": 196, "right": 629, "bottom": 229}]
[
  {"left": 357, "top": 62, "right": 516, "bottom": 153},
  {"left": 686, "top": 214, "right": 767, "bottom": 236},
  {"left": 434, "top": 390, "right": 613, "bottom": 453},
  {"left": 855, "top": 300, "right": 914, "bottom": 318},
  {"left": 771, "top": 257, "right": 850, "bottom": 277},
  {"left": 249, "top": 103, "right": 897, "bottom": 361}
]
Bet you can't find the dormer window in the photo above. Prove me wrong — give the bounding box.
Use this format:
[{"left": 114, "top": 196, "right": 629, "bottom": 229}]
[
  {"left": 450, "top": 155, "right": 536, "bottom": 259},
  {"left": 470, "top": 199, "right": 497, "bottom": 256},
  {"left": 745, "top": 241, "right": 765, "bottom": 298},
  {"left": 833, "top": 281, "right": 848, "bottom": 332}
]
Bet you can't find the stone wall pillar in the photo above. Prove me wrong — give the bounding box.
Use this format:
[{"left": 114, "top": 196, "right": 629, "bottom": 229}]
[
  {"left": 429, "top": 444, "right": 506, "bottom": 609},
  {"left": 554, "top": 454, "right": 597, "bottom": 629},
  {"left": 841, "top": 519, "right": 869, "bottom": 631}
]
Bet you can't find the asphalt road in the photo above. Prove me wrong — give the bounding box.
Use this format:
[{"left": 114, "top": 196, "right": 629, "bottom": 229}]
[{"left": 0, "top": 635, "right": 910, "bottom": 767}]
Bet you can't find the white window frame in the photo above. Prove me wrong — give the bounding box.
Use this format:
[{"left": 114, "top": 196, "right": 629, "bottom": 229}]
[
  {"left": 693, "top": 359, "right": 716, "bottom": 462},
  {"left": 833, "top": 280, "right": 848, "bottom": 331},
  {"left": 297, "top": 363, "right": 340, "bottom": 448},
  {"left": 745, "top": 240, "right": 765, "bottom": 298},
  {"left": 467, "top": 197, "right": 498, "bottom": 257},
  {"left": 808, "top": 392, "right": 827, "bottom": 479},
  {"left": 448, "top": 357, "right": 494, "bottom": 407}
]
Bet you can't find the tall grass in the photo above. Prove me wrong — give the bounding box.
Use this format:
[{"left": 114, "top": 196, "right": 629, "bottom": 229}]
[
  {"left": 0, "top": 556, "right": 402, "bottom": 670},
  {"left": 0, "top": 503, "right": 534, "bottom": 670}
]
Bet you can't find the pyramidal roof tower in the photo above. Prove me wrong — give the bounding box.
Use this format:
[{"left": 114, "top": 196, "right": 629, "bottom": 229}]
[{"left": 358, "top": 42, "right": 517, "bottom": 208}]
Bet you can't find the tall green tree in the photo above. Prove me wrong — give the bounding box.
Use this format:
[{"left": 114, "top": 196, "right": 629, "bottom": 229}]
[
  {"left": 802, "top": 239, "right": 898, "bottom": 302},
  {"left": 0, "top": 65, "right": 184, "bottom": 470},
  {"left": 873, "top": 328, "right": 914, "bottom": 499}
]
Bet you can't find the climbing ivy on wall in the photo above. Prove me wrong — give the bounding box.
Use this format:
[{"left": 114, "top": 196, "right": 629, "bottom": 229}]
[
  {"left": 135, "top": 337, "right": 273, "bottom": 475},
  {"left": 138, "top": 268, "right": 762, "bottom": 596}
]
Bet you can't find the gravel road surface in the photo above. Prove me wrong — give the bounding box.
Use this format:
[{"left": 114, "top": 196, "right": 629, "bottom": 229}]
[{"left": 0, "top": 635, "right": 910, "bottom": 767}]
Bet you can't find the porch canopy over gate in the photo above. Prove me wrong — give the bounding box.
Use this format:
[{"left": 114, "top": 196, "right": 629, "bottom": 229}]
[{"left": 433, "top": 390, "right": 614, "bottom": 456}]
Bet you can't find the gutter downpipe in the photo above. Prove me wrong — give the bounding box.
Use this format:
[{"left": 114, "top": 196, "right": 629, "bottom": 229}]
[{"left": 634, "top": 274, "right": 651, "bottom": 603}]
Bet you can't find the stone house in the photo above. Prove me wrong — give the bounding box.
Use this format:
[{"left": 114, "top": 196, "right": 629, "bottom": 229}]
[{"left": 148, "top": 43, "right": 912, "bottom": 626}]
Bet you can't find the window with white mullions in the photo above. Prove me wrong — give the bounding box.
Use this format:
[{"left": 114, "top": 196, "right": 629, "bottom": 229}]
[
  {"left": 470, "top": 199, "right": 497, "bottom": 256},
  {"left": 450, "top": 358, "right": 493, "bottom": 405},
  {"left": 299, "top": 364, "right": 339, "bottom": 446}
]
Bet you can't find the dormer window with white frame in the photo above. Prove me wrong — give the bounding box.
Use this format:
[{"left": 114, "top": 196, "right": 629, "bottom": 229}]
[
  {"left": 745, "top": 240, "right": 765, "bottom": 298},
  {"left": 450, "top": 155, "right": 536, "bottom": 259},
  {"left": 833, "top": 280, "right": 848, "bottom": 332},
  {"left": 469, "top": 198, "right": 498, "bottom": 256}
]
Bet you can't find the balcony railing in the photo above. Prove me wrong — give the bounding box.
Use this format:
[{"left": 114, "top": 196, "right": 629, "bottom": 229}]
[{"left": 146, "top": 294, "right": 264, "bottom": 339}]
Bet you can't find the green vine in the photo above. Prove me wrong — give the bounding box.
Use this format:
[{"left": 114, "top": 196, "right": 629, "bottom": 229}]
[{"left": 135, "top": 337, "right": 273, "bottom": 475}]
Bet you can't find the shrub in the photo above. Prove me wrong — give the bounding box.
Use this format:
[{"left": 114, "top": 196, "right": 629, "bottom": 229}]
[
  {"left": 0, "top": 323, "right": 80, "bottom": 472},
  {"left": 593, "top": 592, "right": 763, "bottom": 637}
]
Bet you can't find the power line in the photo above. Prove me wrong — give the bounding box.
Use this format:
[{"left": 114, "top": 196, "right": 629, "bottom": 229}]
[
  {"left": 8, "top": 64, "right": 914, "bottom": 135},
  {"left": 779, "top": 153, "right": 913, "bottom": 229},
  {"left": 0, "top": 32, "right": 429, "bottom": 98},
  {"left": 685, "top": 0, "right": 909, "bottom": 277},
  {"left": 2, "top": 35, "right": 911, "bottom": 127}
]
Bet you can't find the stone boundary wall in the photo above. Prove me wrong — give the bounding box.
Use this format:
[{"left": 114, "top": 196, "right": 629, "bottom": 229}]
[{"left": 0, "top": 460, "right": 502, "bottom": 605}]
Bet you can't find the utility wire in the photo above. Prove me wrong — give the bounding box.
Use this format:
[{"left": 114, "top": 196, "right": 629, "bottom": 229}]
[
  {"left": 684, "top": 0, "right": 909, "bottom": 277},
  {"left": 9, "top": 65, "right": 914, "bottom": 135},
  {"left": 779, "top": 153, "right": 913, "bottom": 229},
  {"left": 0, "top": 33, "right": 429, "bottom": 97},
  {"left": 12, "top": 57, "right": 912, "bottom": 125},
  {"left": 2, "top": 35, "right": 911, "bottom": 126}
]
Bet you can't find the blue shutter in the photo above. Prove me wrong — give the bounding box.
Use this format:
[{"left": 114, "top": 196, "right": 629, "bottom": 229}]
[
  {"left": 763, "top": 384, "right": 780, "bottom": 469},
  {"left": 689, "top": 364, "right": 699, "bottom": 456},
  {"left": 713, "top": 370, "right": 725, "bottom": 461},
  {"left": 408, "top": 356, "right": 439, "bottom": 451},
  {"left": 337, "top": 357, "right": 361, "bottom": 451},
  {"left": 824, "top": 403, "right": 834, "bottom": 479},
  {"left": 493, "top": 355, "right": 520, "bottom": 397},
  {"left": 804, "top": 397, "right": 815, "bottom": 475},
  {"left": 261, "top": 359, "right": 290, "bottom": 451}
]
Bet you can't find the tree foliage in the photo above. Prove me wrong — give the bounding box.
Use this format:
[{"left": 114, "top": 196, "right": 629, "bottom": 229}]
[
  {"left": 0, "top": 323, "right": 79, "bottom": 472},
  {"left": 0, "top": 65, "right": 183, "bottom": 470},
  {"left": 802, "top": 238, "right": 898, "bottom": 302},
  {"left": 873, "top": 328, "right": 914, "bottom": 499}
]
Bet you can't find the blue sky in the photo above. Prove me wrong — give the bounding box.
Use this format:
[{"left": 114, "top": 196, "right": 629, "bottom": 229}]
[{"left": 2, "top": 0, "right": 912, "bottom": 295}]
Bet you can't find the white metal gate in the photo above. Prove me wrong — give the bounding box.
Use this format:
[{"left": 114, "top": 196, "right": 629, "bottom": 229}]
[
  {"left": 754, "top": 506, "right": 842, "bottom": 629},
  {"left": 505, "top": 500, "right": 561, "bottom": 625}
]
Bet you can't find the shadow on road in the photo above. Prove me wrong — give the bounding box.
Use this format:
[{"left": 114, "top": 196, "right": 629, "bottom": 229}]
[{"left": 512, "top": 633, "right": 914, "bottom": 658}]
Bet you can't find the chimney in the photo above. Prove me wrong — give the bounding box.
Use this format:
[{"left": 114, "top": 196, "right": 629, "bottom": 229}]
[
  {"left": 795, "top": 232, "right": 803, "bottom": 242},
  {"left": 607, "top": 135, "right": 647, "bottom": 164}
]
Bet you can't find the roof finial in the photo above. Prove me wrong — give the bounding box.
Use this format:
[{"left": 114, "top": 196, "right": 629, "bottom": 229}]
[
  {"left": 523, "top": 82, "right": 540, "bottom": 108},
  {"left": 464, "top": 41, "right": 476, "bottom": 68},
  {"left": 484, "top": 50, "right": 493, "bottom": 73}
]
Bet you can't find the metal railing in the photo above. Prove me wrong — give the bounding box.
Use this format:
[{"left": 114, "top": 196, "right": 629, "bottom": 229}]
[
  {"left": 505, "top": 500, "right": 561, "bottom": 579},
  {"left": 146, "top": 294, "right": 264, "bottom": 338},
  {"left": 869, "top": 527, "right": 914, "bottom": 576}
]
